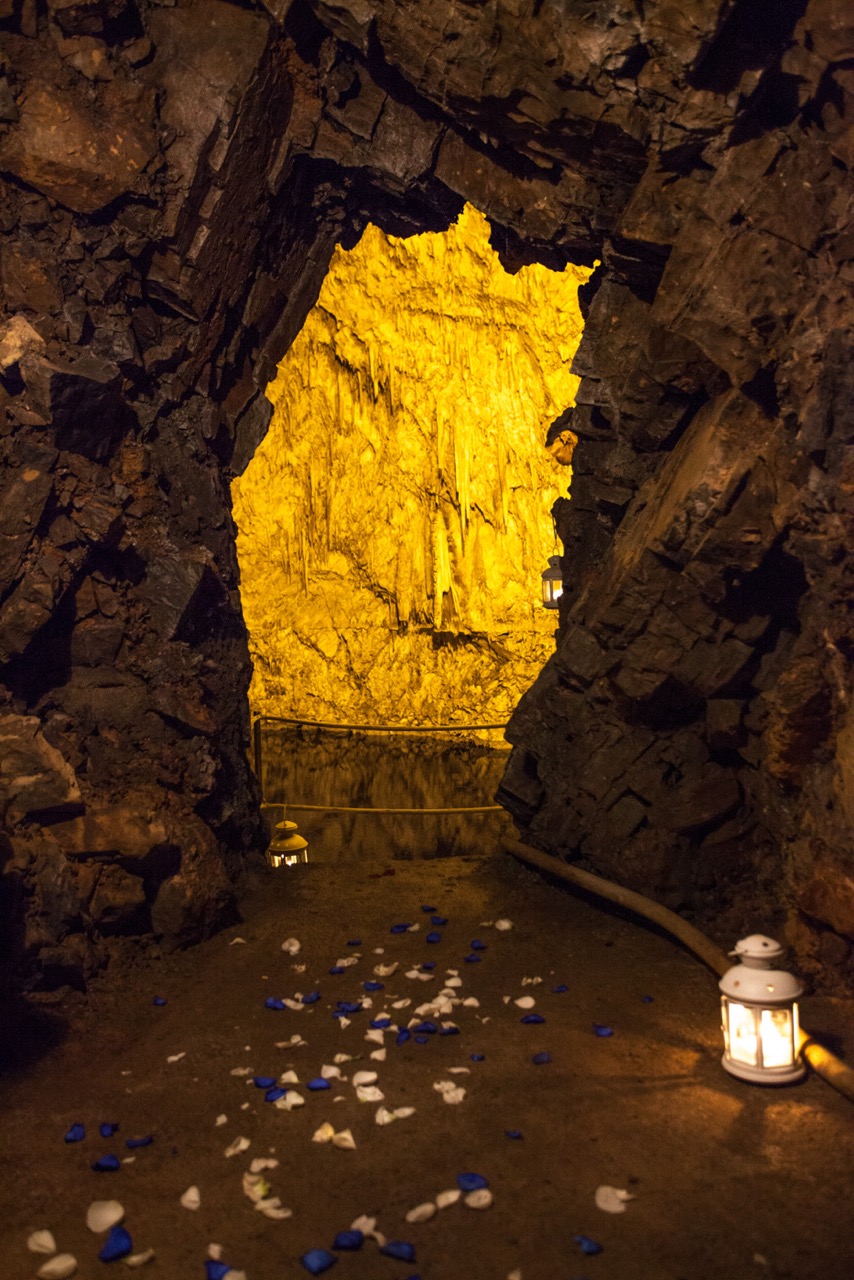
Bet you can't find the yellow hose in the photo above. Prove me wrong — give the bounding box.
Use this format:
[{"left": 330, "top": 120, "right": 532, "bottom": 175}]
[{"left": 502, "top": 836, "right": 854, "bottom": 1104}]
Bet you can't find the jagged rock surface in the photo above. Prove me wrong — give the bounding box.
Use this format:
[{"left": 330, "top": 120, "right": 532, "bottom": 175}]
[{"left": 0, "top": 0, "right": 851, "bottom": 997}]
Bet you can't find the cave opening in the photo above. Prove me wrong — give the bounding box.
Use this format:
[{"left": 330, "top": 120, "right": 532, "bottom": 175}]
[{"left": 232, "top": 202, "right": 590, "bottom": 856}]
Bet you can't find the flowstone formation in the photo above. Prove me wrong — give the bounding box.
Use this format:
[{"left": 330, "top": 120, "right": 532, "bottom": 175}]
[
  {"left": 0, "top": 0, "right": 851, "bottom": 1001},
  {"left": 233, "top": 204, "right": 588, "bottom": 728}
]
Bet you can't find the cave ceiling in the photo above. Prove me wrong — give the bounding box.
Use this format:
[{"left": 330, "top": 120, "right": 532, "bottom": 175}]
[{"left": 0, "top": 0, "right": 852, "bottom": 994}]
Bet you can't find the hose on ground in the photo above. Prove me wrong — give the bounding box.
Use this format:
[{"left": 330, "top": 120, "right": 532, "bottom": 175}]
[{"left": 502, "top": 836, "right": 854, "bottom": 1105}]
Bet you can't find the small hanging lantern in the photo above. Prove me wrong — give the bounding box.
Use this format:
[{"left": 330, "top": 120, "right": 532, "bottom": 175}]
[
  {"left": 719, "top": 935, "right": 805, "bottom": 1085},
  {"left": 267, "top": 819, "right": 309, "bottom": 869},
  {"left": 541, "top": 555, "right": 563, "bottom": 609}
]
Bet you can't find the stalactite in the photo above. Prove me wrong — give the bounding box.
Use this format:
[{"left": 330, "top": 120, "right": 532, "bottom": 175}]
[{"left": 232, "top": 205, "right": 589, "bottom": 723}]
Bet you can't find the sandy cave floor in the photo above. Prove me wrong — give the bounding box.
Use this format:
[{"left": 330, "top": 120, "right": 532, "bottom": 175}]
[{"left": 1, "top": 851, "right": 853, "bottom": 1280}]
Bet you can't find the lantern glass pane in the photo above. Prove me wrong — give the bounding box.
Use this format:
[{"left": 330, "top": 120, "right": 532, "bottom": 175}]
[
  {"left": 759, "top": 1007, "right": 793, "bottom": 1068},
  {"left": 727, "top": 1000, "right": 759, "bottom": 1066}
]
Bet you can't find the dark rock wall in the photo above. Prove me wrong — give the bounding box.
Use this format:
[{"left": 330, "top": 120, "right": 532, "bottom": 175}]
[{"left": 0, "top": 0, "right": 851, "bottom": 996}]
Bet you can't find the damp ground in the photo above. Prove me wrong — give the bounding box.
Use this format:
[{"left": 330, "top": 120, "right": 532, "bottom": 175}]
[{"left": 1, "top": 851, "right": 853, "bottom": 1280}]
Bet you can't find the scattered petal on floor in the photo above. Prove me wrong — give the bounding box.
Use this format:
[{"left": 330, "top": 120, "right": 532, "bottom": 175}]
[
  {"left": 307, "top": 1078, "right": 331, "bottom": 1091},
  {"left": 594, "top": 1185, "right": 635, "bottom": 1214},
  {"left": 380, "top": 1241, "right": 415, "bottom": 1262},
  {"left": 405, "top": 1203, "right": 436, "bottom": 1223},
  {"left": 229, "top": 938, "right": 246, "bottom": 946},
  {"left": 301, "top": 1247, "right": 337, "bottom": 1274},
  {"left": 574, "top": 1233, "right": 604, "bottom": 1256},
  {"left": 332, "top": 1230, "right": 363, "bottom": 1251},
  {"left": 370, "top": 1048, "right": 387, "bottom": 1062},
  {"left": 374, "top": 962, "right": 398, "bottom": 977},
  {"left": 515, "top": 996, "right": 535, "bottom": 1009},
  {"left": 224, "top": 1136, "right": 251, "bottom": 1158},
  {"left": 100, "top": 1123, "right": 120, "bottom": 1137},
  {"left": 436, "top": 1189, "right": 461, "bottom": 1209},
  {"left": 99, "top": 1224, "right": 133, "bottom": 1261},
  {"left": 125, "top": 1136, "right": 153, "bottom": 1149},
  {"left": 64, "top": 1123, "right": 85, "bottom": 1143},
  {"left": 355, "top": 1084, "right": 384, "bottom": 1103},
  {"left": 37, "top": 1254, "right": 77, "bottom": 1279},
  {"left": 215, "top": 1114, "right": 227, "bottom": 1126},
  {"left": 281, "top": 938, "right": 301, "bottom": 955},
  {"left": 593, "top": 1024, "right": 613, "bottom": 1037},
  {"left": 464, "top": 1189, "right": 493, "bottom": 1209},
  {"left": 91, "top": 1155, "right": 121, "bottom": 1173},
  {"left": 86, "top": 1201, "right": 124, "bottom": 1233},
  {"left": 250, "top": 1158, "right": 280, "bottom": 1173},
  {"left": 166, "top": 1053, "right": 186, "bottom": 1064},
  {"left": 495, "top": 919, "right": 513, "bottom": 931},
  {"left": 433, "top": 1081, "right": 466, "bottom": 1104},
  {"left": 243, "top": 1172, "right": 271, "bottom": 1202},
  {"left": 332, "top": 1128, "right": 356, "bottom": 1150},
  {"left": 152, "top": 996, "right": 168, "bottom": 1005},
  {"left": 505, "top": 1130, "right": 523, "bottom": 1140},
  {"left": 507, "top": 1271, "right": 522, "bottom": 1280},
  {"left": 320, "top": 1064, "right": 343, "bottom": 1080},
  {"left": 27, "top": 1230, "right": 57, "bottom": 1254},
  {"left": 273, "top": 1091, "right": 305, "bottom": 1111},
  {"left": 457, "top": 1173, "right": 489, "bottom": 1192},
  {"left": 205, "top": 1262, "right": 232, "bottom": 1280},
  {"left": 312, "top": 1123, "right": 335, "bottom": 1144},
  {"left": 520, "top": 1014, "right": 545, "bottom": 1025},
  {"left": 531, "top": 1052, "right": 551, "bottom": 1065},
  {"left": 123, "top": 1247, "right": 155, "bottom": 1267},
  {"left": 180, "top": 1187, "right": 201, "bottom": 1210}
]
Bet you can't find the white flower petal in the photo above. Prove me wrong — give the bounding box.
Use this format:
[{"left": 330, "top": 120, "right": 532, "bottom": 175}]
[
  {"left": 594, "top": 1185, "right": 635, "bottom": 1214},
  {"left": 27, "top": 1230, "right": 57, "bottom": 1255},
  {"left": 405, "top": 1203, "right": 436, "bottom": 1223},
  {"left": 215, "top": 1114, "right": 228, "bottom": 1126},
  {"left": 123, "top": 1248, "right": 156, "bottom": 1267},
  {"left": 250, "top": 1158, "right": 279, "bottom": 1173},
  {"left": 352, "top": 1070, "right": 377, "bottom": 1086},
  {"left": 370, "top": 1047, "right": 387, "bottom": 1061},
  {"left": 436, "top": 1189, "right": 461, "bottom": 1209},
  {"left": 464, "top": 1189, "right": 493, "bottom": 1209},
  {"left": 514, "top": 996, "right": 535, "bottom": 1009},
  {"left": 495, "top": 919, "right": 513, "bottom": 931},
  {"left": 180, "top": 1186, "right": 201, "bottom": 1211},
  {"left": 224, "top": 1136, "right": 251, "bottom": 1158},
  {"left": 37, "top": 1256, "right": 77, "bottom": 1280},
  {"left": 312, "top": 1123, "right": 335, "bottom": 1144},
  {"left": 281, "top": 938, "right": 301, "bottom": 955},
  {"left": 356, "top": 1085, "right": 384, "bottom": 1103},
  {"left": 332, "top": 1128, "right": 356, "bottom": 1150},
  {"left": 86, "top": 1200, "right": 124, "bottom": 1233}
]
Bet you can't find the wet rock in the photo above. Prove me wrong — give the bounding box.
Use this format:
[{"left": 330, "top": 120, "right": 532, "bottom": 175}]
[
  {"left": 0, "top": 715, "right": 82, "bottom": 826},
  {"left": 0, "top": 80, "right": 156, "bottom": 213}
]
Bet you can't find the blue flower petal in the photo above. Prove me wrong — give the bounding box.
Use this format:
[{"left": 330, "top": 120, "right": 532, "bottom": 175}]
[
  {"left": 92, "top": 1154, "right": 121, "bottom": 1172},
  {"left": 125, "top": 1135, "right": 153, "bottom": 1149},
  {"left": 470, "top": 1053, "right": 485, "bottom": 1062},
  {"left": 100, "top": 1123, "right": 119, "bottom": 1138},
  {"left": 414, "top": 1035, "right": 429, "bottom": 1044},
  {"left": 206, "top": 1262, "right": 232, "bottom": 1280},
  {"left": 426, "top": 932, "right": 442, "bottom": 944},
  {"left": 65, "top": 1123, "right": 85, "bottom": 1143},
  {"left": 431, "top": 916, "right": 447, "bottom": 926},
  {"left": 470, "top": 940, "right": 487, "bottom": 950},
  {"left": 420, "top": 961, "right": 436, "bottom": 971},
  {"left": 99, "top": 1224, "right": 133, "bottom": 1262},
  {"left": 520, "top": 1013, "right": 545, "bottom": 1024},
  {"left": 380, "top": 1242, "right": 416, "bottom": 1263},
  {"left": 301, "top": 1248, "right": 338, "bottom": 1274},
  {"left": 463, "top": 954, "right": 481, "bottom": 964},
  {"left": 328, "top": 966, "right": 345, "bottom": 975},
  {"left": 551, "top": 984, "right": 568, "bottom": 994},
  {"left": 265, "top": 1087, "right": 286, "bottom": 1102},
  {"left": 307, "top": 1077, "right": 331, "bottom": 1091},
  {"left": 438, "top": 1025, "right": 459, "bottom": 1036},
  {"left": 414, "top": 1021, "right": 437, "bottom": 1034},
  {"left": 505, "top": 1129, "right": 523, "bottom": 1139},
  {"left": 332, "top": 1230, "right": 364, "bottom": 1251},
  {"left": 370, "top": 1016, "right": 392, "bottom": 1028},
  {"left": 346, "top": 939, "right": 361, "bottom": 947},
  {"left": 254, "top": 1075, "right": 276, "bottom": 1088},
  {"left": 574, "top": 1234, "right": 603, "bottom": 1256},
  {"left": 390, "top": 923, "right": 412, "bottom": 934},
  {"left": 152, "top": 996, "right": 167, "bottom": 1006},
  {"left": 396, "top": 1029, "right": 411, "bottom": 1046},
  {"left": 641, "top": 995, "right": 654, "bottom": 1003},
  {"left": 420, "top": 905, "right": 437, "bottom": 913},
  {"left": 265, "top": 997, "right": 286, "bottom": 1010},
  {"left": 363, "top": 981, "right": 384, "bottom": 992},
  {"left": 302, "top": 991, "right": 321, "bottom": 1005},
  {"left": 457, "top": 1172, "right": 489, "bottom": 1192},
  {"left": 531, "top": 1052, "right": 551, "bottom": 1065},
  {"left": 335, "top": 1001, "right": 362, "bottom": 1014},
  {"left": 593, "top": 1024, "right": 613, "bottom": 1037}
]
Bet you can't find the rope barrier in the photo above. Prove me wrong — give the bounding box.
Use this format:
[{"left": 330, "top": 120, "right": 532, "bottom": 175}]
[
  {"left": 285, "top": 803, "right": 506, "bottom": 814},
  {"left": 256, "top": 715, "right": 508, "bottom": 733}
]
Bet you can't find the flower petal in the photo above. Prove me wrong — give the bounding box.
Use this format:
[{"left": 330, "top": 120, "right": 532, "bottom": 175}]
[
  {"left": 98, "top": 1225, "right": 132, "bottom": 1262},
  {"left": 86, "top": 1200, "right": 124, "bottom": 1233}
]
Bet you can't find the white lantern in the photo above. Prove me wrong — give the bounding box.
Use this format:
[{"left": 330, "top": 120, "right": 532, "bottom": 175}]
[
  {"left": 719, "top": 935, "right": 805, "bottom": 1084},
  {"left": 267, "top": 820, "right": 309, "bottom": 869},
  {"left": 541, "top": 556, "right": 563, "bottom": 609}
]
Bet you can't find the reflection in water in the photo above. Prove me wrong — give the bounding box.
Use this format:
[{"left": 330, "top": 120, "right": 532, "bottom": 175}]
[{"left": 259, "top": 726, "right": 513, "bottom": 861}]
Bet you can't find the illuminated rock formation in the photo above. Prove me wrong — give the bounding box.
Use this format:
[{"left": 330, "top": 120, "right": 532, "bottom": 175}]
[{"left": 233, "top": 205, "right": 589, "bottom": 726}]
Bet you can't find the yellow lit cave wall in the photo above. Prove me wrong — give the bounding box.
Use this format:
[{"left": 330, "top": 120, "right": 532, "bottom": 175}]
[{"left": 232, "top": 205, "right": 589, "bottom": 728}]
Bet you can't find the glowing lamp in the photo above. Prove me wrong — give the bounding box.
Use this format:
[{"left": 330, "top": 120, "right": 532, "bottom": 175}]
[
  {"left": 719, "top": 935, "right": 805, "bottom": 1085},
  {"left": 267, "top": 820, "right": 309, "bottom": 869},
  {"left": 541, "top": 556, "right": 563, "bottom": 609}
]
